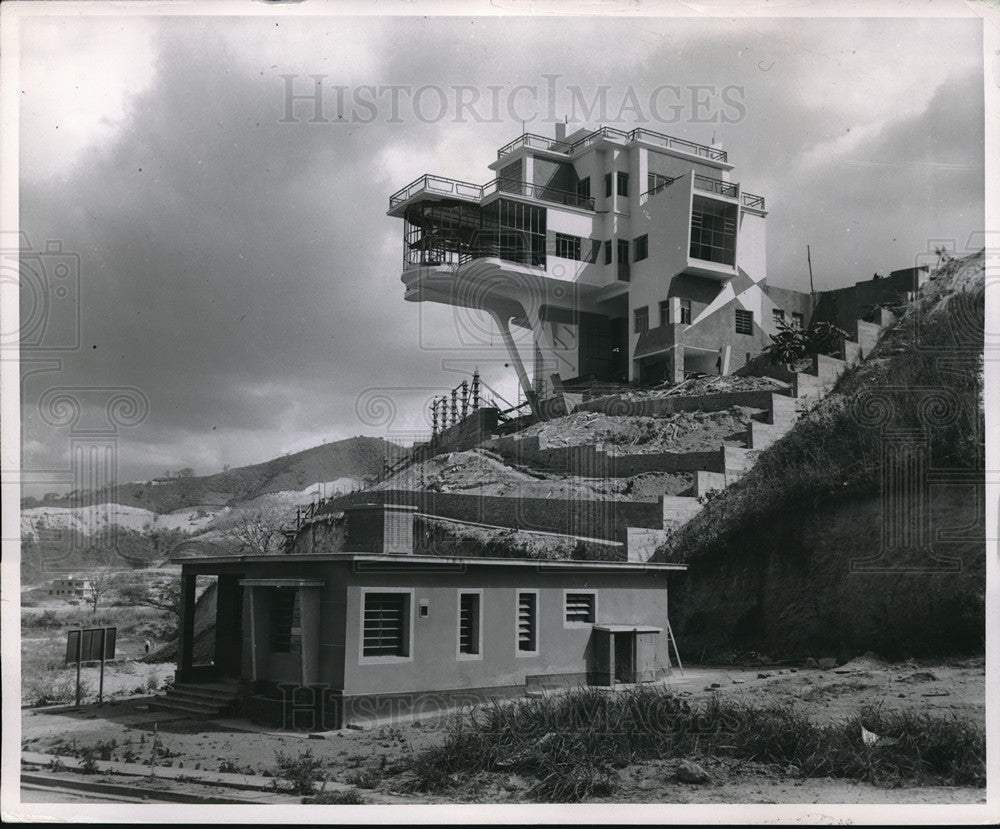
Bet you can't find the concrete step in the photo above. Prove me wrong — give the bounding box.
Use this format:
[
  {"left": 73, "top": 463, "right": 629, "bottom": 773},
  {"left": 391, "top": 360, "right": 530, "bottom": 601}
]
[
  {"left": 147, "top": 697, "right": 229, "bottom": 717},
  {"left": 170, "top": 682, "right": 241, "bottom": 701},
  {"left": 746, "top": 422, "right": 788, "bottom": 451},
  {"left": 165, "top": 689, "right": 238, "bottom": 709}
]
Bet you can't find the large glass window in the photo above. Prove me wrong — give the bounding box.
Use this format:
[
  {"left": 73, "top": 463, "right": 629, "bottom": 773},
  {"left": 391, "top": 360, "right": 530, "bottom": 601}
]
[
  {"left": 690, "top": 196, "right": 737, "bottom": 265},
  {"left": 617, "top": 171, "right": 630, "bottom": 197},
  {"left": 634, "top": 234, "right": 649, "bottom": 262},
  {"left": 555, "top": 233, "right": 582, "bottom": 261}
]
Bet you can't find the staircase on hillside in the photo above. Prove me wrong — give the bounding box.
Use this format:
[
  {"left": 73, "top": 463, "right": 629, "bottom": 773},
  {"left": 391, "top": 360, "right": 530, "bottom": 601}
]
[
  {"left": 627, "top": 314, "right": 891, "bottom": 559},
  {"left": 147, "top": 678, "right": 242, "bottom": 718}
]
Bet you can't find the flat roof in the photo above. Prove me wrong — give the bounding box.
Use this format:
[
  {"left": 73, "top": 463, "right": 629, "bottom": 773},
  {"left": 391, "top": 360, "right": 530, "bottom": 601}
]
[{"left": 174, "top": 551, "right": 686, "bottom": 572}]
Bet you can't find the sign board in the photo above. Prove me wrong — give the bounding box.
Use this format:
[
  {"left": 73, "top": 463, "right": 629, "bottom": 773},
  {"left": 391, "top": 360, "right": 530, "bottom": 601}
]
[{"left": 65, "top": 627, "right": 116, "bottom": 665}]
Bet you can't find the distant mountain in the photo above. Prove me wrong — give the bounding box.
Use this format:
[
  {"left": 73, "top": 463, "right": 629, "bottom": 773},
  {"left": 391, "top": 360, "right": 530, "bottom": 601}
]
[{"left": 21, "top": 436, "right": 403, "bottom": 514}]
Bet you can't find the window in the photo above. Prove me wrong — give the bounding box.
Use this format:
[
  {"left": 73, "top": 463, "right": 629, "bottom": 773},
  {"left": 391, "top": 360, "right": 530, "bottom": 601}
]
[
  {"left": 555, "top": 233, "right": 582, "bottom": 261},
  {"left": 690, "top": 196, "right": 737, "bottom": 265},
  {"left": 516, "top": 591, "right": 537, "bottom": 654},
  {"left": 575, "top": 177, "right": 591, "bottom": 203},
  {"left": 634, "top": 306, "right": 649, "bottom": 335},
  {"left": 458, "top": 592, "right": 481, "bottom": 657},
  {"left": 617, "top": 171, "right": 629, "bottom": 197},
  {"left": 604, "top": 173, "right": 613, "bottom": 198},
  {"left": 564, "top": 592, "right": 596, "bottom": 625},
  {"left": 791, "top": 312, "right": 804, "bottom": 330},
  {"left": 680, "top": 299, "right": 692, "bottom": 325},
  {"left": 633, "top": 234, "right": 648, "bottom": 262},
  {"left": 604, "top": 240, "right": 613, "bottom": 265},
  {"left": 362, "top": 592, "right": 410, "bottom": 658},
  {"left": 659, "top": 300, "right": 670, "bottom": 327},
  {"left": 772, "top": 309, "right": 785, "bottom": 326},
  {"left": 735, "top": 308, "right": 754, "bottom": 335},
  {"left": 272, "top": 588, "right": 302, "bottom": 654},
  {"left": 617, "top": 239, "right": 630, "bottom": 282}
]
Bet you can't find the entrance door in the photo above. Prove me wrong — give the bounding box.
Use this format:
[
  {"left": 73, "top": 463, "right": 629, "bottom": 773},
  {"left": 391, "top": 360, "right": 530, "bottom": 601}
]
[{"left": 613, "top": 633, "right": 636, "bottom": 683}]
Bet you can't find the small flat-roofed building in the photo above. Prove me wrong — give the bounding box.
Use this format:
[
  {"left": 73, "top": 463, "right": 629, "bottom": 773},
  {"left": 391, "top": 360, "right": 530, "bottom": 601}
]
[{"left": 169, "top": 504, "right": 686, "bottom": 729}]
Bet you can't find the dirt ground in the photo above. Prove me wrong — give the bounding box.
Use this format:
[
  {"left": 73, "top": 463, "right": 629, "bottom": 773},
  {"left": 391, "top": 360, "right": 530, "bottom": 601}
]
[
  {"left": 378, "top": 448, "right": 693, "bottom": 500},
  {"left": 513, "top": 407, "right": 762, "bottom": 453},
  {"left": 19, "top": 657, "right": 985, "bottom": 805}
]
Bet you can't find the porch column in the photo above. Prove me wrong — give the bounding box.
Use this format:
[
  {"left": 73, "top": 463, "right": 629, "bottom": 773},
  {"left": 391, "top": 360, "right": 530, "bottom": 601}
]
[
  {"left": 299, "top": 587, "right": 321, "bottom": 687},
  {"left": 178, "top": 573, "right": 197, "bottom": 681},
  {"left": 670, "top": 345, "right": 685, "bottom": 384}
]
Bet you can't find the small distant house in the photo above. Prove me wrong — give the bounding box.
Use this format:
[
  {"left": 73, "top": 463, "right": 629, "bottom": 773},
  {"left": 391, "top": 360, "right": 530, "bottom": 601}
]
[
  {"left": 170, "top": 504, "right": 686, "bottom": 729},
  {"left": 47, "top": 575, "right": 94, "bottom": 599}
]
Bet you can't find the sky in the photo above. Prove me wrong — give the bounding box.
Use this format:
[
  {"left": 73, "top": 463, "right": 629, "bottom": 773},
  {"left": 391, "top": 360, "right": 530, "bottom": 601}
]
[{"left": 13, "top": 6, "right": 986, "bottom": 497}]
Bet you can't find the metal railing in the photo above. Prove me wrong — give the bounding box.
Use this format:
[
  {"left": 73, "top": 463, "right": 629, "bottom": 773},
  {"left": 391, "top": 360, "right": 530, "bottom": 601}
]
[
  {"left": 496, "top": 126, "right": 728, "bottom": 163},
  {"left": 390, "top": 175, "right": 595, "bottom": 211},
  {"left": 741, "top": 191, "right": 766, "bottom": 210},
  {"left": 389, "top": 174, "right": 484, "bottom": 208},
  {"left": 693, "top": 174, "right": 739, "bottom": 198}
]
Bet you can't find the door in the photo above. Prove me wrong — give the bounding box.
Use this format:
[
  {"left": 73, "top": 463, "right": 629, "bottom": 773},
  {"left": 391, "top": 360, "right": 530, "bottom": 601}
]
[{"left": 613, "top": 633, "right": 636, "bottom": 683}]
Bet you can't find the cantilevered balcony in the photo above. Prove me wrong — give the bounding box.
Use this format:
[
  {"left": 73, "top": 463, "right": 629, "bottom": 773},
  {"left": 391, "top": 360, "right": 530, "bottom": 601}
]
[
  {"left": 388, "top": 174, "right": 595, "bottom": 215},
  {"left": 638, "top": 172, "right": 766, "bottom": 212},
  {"left": 496, "top": 126, "right": 729, "bottom": 163}
]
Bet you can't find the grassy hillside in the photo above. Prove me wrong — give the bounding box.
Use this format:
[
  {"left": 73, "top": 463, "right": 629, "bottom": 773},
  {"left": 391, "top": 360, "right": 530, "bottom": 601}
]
[
  {"left": 23, "top": 436, "right": 404, "bottom": 514},
  {"left": 655, "top": 251, "right": 984, "bottom": 659}
]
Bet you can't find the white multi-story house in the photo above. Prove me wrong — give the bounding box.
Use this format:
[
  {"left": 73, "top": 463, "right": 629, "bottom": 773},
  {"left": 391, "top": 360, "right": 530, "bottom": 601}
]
[{"left": 388, "top": 124, "right": 918, "bottom": 417}]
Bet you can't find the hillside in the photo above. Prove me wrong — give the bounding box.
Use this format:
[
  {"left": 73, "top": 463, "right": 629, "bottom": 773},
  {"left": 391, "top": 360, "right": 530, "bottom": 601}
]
[
  {"left": 653, "top": 251, "right": 985, "bottom": 659},
  {"left": 22, "top": 436, "right": 402, "bottom": 514}
]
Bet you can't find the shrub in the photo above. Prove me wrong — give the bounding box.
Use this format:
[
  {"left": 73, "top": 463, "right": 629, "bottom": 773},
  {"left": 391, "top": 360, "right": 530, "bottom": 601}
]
[
  {"left": 274, "top": 748, "right": 325, "bottom": 795},
  {"left": 302, "top": 789, "right": 368, "bottom": 805},
  {"left": 403, "top": 688, "right": 985, "bottom": 801}
]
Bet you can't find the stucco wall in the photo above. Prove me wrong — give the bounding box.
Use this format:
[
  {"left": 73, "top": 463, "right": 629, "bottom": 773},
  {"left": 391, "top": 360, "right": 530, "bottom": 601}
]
[
  {"left": 340, "top": 566, "right": 675, "bottom": 696},
  {"left": 326, "top": 489, "right": 663, "bottom": 540}
]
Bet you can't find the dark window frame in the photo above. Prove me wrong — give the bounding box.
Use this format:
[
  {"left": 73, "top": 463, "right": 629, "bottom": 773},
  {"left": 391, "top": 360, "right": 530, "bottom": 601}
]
[
  {"left": 634, "top": 306, "right": 649, "bottom": 335},
  {"left": 634, "top": 234, "right": 649, "bottom": 262},
  {"left": 362, "top": 591, "right": 411, "bottom": 659},
  {"left": 555, "top": 232, "right": 583, "bottom": 261},
  {"left": 617, "top": 171, "right": 629, "bottom": 197},
  {"left": 735, "top": 308, "right": 754, "bottom": 335},
  {"left": 680, "top": 299, "right": 692, "bottom": 325}
]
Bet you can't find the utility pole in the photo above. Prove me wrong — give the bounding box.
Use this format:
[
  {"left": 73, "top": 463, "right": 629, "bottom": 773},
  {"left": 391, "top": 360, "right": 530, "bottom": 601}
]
[{"left": 807, "top": 245, "right": 815, "bottom": 294}]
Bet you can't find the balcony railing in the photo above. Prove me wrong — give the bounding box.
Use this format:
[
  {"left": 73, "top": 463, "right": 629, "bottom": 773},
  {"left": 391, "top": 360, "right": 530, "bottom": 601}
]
[
  {"left": 495, "top": 132, "right": 574, "bottom": 158},
  {"left": 741, "top": 191, "right": 766, "bottom": 211},
  {"left": 693, "top": 174, "right": 739, "bottom": 199},
  {"left": 389, "top": 174, "right": 484, "bottom": 208},
  {"left": 496, "top": 126, "right": 728, "bottom": 163},
  {"left": 390, "top": 174, "right": 595, "bottom": 211},
  {"left": 404, "top": 242, "right": 543, "bottom": 270}
]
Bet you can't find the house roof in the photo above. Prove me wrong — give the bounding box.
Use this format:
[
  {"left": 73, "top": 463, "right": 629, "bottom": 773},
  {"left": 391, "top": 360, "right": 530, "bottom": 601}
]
[{"left": 174, "top": 551, "right": 686, "bottom": 572}]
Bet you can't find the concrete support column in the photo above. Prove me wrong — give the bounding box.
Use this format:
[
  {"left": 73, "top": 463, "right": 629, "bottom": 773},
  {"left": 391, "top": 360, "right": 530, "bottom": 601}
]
[
  {"left": 178, "top": 573, "right": 197, "bottom": 681},
  {"left": 299, "top": 588, "right": 321, "bottom": 687},
  {"left": 242, "top": 585, "right": 257, "bottom": 681},
  {"left": 487, "top": 308, "right": 540, "bottom": 419},
  {"left": 670, "top": 345, "right": 686, "bottom": 384}
]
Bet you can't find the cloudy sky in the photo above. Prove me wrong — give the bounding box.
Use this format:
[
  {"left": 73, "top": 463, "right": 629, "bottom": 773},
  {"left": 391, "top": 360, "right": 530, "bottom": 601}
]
[{"left": 14, "top": 6, "right": 985, "bottom": 496}]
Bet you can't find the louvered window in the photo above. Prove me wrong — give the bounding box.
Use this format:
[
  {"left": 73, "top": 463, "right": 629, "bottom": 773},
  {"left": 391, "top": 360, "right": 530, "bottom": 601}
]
[
  {"left": 565, "top": 592, "right": 596, "bottom": 624},
  {"left": 517, "top": 592, "right": 537, "bottom": 652},
  {"left": 363, "top": 593, "right": 409, "bottom": 657},
  {"left": 458, "top": 593, "right": 481, "bottom": 656}
]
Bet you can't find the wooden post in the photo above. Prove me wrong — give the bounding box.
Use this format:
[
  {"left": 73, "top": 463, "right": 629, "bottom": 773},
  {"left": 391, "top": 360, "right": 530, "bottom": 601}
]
[
  {"left": 74, "top": 631, "right": 82, "bottom": 708},
  {"left": 98, "top": 627, "right": 107, "bottom": 704}
]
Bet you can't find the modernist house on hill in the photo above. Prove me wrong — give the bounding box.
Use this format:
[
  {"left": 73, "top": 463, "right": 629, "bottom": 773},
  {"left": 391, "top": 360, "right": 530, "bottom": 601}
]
[{"left": 388, "top": 124, "right": 929, "bottom": 415}]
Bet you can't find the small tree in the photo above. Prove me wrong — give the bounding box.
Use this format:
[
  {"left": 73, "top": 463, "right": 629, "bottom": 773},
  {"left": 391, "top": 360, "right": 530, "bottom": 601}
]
[
  {"left": 222, "top": 504, "right": 290, "bottom": 556},
  {"left": 763, "top": 320, "right": 850, "bottom": 366},
  {"left": 89, "top": 570, "right": 114, "bottom": 614}
]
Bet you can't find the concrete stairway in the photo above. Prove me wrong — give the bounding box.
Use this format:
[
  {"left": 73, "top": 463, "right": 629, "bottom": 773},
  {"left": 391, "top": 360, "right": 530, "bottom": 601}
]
[
  {"left": 626, "top": 315, "right": 891, "bottom": 559},
  {"left": 148, "top": 679, "right": 242, "bottom": 718}
]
